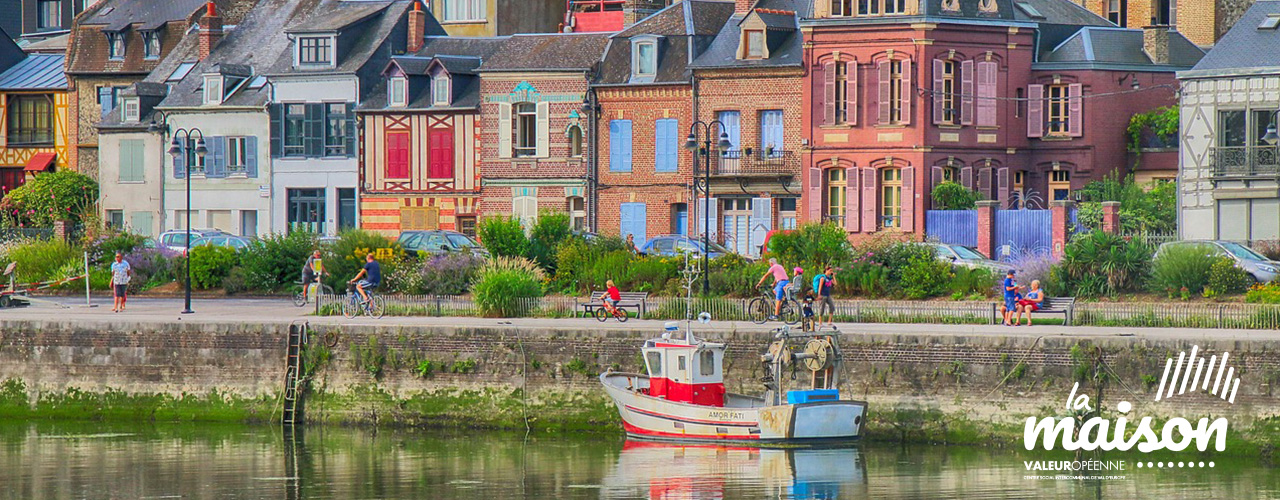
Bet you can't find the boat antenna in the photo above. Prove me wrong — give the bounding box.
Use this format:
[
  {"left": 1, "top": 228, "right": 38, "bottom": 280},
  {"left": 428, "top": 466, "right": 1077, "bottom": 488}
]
[{"left": 679, "top": 250, "right": 705, "bottom": 342}]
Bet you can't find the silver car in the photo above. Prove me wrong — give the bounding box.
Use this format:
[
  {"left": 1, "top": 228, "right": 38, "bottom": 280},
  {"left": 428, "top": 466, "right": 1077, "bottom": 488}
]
[
  {"left": 926, "top": 243, "right": 1015, "bottom": 272},
  {"left": 1155, "top": 241, "right": 1279, "bottom": 283}
]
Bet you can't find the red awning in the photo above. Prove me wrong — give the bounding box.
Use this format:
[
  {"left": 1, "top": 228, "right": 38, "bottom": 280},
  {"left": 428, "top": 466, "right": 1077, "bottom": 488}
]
[{"left": 23, "top": 152, "right": 55, "bottom": 172}]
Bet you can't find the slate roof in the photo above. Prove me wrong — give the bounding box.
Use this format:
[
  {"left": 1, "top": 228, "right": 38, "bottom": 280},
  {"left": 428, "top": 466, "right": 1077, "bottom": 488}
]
[
  {"left": 85, "top": 0, "right": 207, "bottom": 32},
  {"left": 1186, "top": 1, "right": 1280, "bottom": 75},
  {"left": 265, "top": 0, "right": 443, "bottom": 77},
  {"left": 689, "top": 4, "right": 803, "bottom": 70},
  {"left": 0, "top": 54, "right": 68, "bottom": 90},
  {"left": 597, "top": 1, "right": 735, "bottom": 86},
  {"left": 359, "top": 36, "right": 507, "bottom": 111},
  {"left": 284, "top": 0, "right": 392, "bottom": 33},
  {"left": 1040, "top": 26, "right": 1204, "bottom": 69},
  {"left": 20, "top": 34, "right": 71, "bottom": 54},
  {"left": 66, "top": 0, "right": 224, "bottom": 75},
  {"left": 478, "top": 33, "right": 611, "bottom": 72},
  {"left": 1011, "top": 0, "right": 1111, "bottom": 26}
]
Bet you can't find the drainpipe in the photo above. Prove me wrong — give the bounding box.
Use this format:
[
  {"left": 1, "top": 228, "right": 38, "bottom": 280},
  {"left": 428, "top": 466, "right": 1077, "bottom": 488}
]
[
  {"left": 691, "top": 73, "right": 700, "bottom": 237},
  {"left": 588, "top": 84, "right": 600, "bottom": 233}
]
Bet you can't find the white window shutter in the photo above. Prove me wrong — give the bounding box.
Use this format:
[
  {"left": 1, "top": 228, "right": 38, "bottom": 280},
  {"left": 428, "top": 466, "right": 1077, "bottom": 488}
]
[
  {"left": 498, "top": 102, "right": 512, "bottom": 158},
  {"left": 845, "top": 166, "right": 860, "bottom": 232},
  {"left": 861, "top": 168, "right": 877, "bottom": 231},
  {"left": 960, "top": 60, "right": 974, "bottom": 125},
  {"left": 877, "top": 61, "right": 891, "bottom": 124},
  {"left": 808, "top": 167, "right": 823, "bottom": 222},
  {"left": 1027, "top": 84, "right": 1044, "bottom": 138},
  {"left": 1068, "top": 83, "right": 1083, "bottom": 137},
  {"left": 749, "top": 198, "right": 771, "bottom": 258},
  {"left": 536, "top": 101, "right": 550, "bottom": 157}
]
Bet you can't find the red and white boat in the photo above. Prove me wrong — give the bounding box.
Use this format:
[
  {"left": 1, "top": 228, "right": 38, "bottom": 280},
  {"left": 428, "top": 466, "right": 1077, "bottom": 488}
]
[{"left": 601, "top": 323, "right": 867, "bottom": 445}]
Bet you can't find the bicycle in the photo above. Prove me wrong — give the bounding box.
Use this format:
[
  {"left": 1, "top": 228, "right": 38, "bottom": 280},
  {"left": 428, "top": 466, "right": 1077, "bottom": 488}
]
[
  {"left": 293, "top": 279, "right": 334, "bottom": 307},
  {"left": 342, "top": 283, "right": 386, "bottom": 319},
  {"left": 595, "top": 301, "right": 629, "bottom": 322},
  {"left": 747, "top": 285, "right": 800, "bottom": 325}
]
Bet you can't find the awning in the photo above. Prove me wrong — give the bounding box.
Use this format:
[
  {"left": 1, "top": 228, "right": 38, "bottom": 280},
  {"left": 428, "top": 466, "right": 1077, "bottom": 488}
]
[{"left": 23, "top": 153, "right": 55, "bottom": 172}]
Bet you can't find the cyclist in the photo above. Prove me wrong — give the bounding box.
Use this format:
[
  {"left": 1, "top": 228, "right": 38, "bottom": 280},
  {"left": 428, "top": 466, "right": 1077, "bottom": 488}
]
[
  {"left": 755, "top": 258, "right": 790, "bottom": 320},
  {"left": 602, "top": 279, "right": 622, "bottom": 315},
  {"left": 348, "top": 253, "right": 381, "bottom": 305},
  {"left": 301, "top": 250, "right": 324, "bottom": 299}
]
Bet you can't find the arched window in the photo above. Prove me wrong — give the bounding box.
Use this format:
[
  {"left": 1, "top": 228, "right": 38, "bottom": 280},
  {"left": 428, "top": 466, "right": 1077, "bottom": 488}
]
[
  {"left": 826, "top": 168, "right": 847, "bottom": 224},
  {"left": 513, "top": 102, "right": 537, "bottom": 157},
  {"left": 567, "top": 125, "right": 584, "bottom": 157}
]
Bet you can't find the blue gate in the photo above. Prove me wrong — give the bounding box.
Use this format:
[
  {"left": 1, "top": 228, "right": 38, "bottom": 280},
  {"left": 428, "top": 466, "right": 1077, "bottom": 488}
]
[
  {"left": 993, "top": 210, "right": 1052, "bottom": 261},
  {"left": 925, "top": 210, "right": 978, "bottom": 247}
]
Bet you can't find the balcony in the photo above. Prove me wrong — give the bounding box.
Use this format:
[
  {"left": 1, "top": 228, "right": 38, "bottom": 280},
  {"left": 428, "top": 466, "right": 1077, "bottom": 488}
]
[
  {"left": 698, "top": 150, "right": 799, "bottom": 178},
  {"left": 1212, "top": 146, "right": 1280, "bottom": 178}
]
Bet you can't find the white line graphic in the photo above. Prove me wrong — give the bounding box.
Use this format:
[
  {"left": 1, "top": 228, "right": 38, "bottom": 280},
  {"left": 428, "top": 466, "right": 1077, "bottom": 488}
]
[{"left": 1154, "top": 345, "right": 1240, "bottom": 404}]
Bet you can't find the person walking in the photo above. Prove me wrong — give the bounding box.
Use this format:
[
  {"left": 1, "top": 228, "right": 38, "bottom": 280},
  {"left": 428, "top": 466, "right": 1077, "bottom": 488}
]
[
  {"left": 813, "top": 266, "right": 837, "bottom": 330},
  {"left": 626, "top": 233, "right": 639, "bottom": 254},
  {"left": 110, "top": 252, "right": 132, "bottom": 313},
  {"left": 755, "top": 258, "right": 790, "bottom": 320}
]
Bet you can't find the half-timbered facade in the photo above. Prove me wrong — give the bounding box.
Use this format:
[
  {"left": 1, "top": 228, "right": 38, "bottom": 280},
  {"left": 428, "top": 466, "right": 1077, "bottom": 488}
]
[{"left": 0, "top": 37, "right": 70, "bottom": 197}]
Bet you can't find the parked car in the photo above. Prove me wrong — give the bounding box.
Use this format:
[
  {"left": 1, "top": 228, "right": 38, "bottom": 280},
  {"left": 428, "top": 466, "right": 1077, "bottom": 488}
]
[
  {"left": 925, "top": 243, "right": 1014, "bottom": 272},
  {"left": 640, "top": 235, "right": 735, "bottom": 260},
  {"left": 159, "top": 229, "right": 230, "bottom": 253},
  {"left": 398, "top": 230, "right": 488, "bottom": 258},
  {"left": 1155, "top": 240, "right": 1280, "bottom": 283},
  {"left": 190, "top": 234, "right": 254, "bottom": 250}
]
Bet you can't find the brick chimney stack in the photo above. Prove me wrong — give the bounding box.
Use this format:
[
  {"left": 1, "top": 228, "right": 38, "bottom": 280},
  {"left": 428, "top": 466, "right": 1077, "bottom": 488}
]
[
  {"left": 736, "top": 0, "right": 754, "bottom": 15},
  {"left": 408, "top": 1, "right": 426, "bottom": 53},
  {"left": 1143, "top": 25, "right": 1171, "bottom": 65},
  {"left": 199, "top": 2, "right": 223, "bottom": 60}
]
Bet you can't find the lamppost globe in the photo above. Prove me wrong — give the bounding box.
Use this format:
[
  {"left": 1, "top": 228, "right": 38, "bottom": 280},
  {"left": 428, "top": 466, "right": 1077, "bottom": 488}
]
[
  {"left": 684, "top": 133, "right": 699, "bottom": 151},
  {"left": 168, "top": 138, "right": 182, "bottom": 158},
  {"left": 194, "top": 138, "right": 208, "bottom": 159},
  {"left": 1264, "top": 124, "right": 1280, "bottom": 146},
  {"left": 716, "top": 132, "right": 732, "bottom": 152}
]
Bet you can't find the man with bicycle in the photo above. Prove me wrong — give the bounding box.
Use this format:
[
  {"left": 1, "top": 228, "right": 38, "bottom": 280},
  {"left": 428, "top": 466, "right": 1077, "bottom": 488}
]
[
  {"left": 755, "top": 258, "right": 790, "bottom": 320},
  {"left": 348, "top": 253, "right": 381, "bottom": 305},
  {"left": 301, "top": 250, "right": 324, "bottom": 299}
]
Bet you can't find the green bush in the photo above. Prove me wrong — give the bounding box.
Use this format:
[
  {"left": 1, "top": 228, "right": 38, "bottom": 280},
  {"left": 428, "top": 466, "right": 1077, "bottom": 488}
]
[
  {"left": 393, "top": 253, "right": 483, "bottom": 295},
  {"left": 708, "top": 258, "right": 770, "bottom": 297},
  {"left": 629, "top": 256, "right": 683, "bottom": 295},
  {"left": 0, "top": 170, "right": 99, "bottom": 227},
  {"left": 222, "top": 266, "right": 253, "bottom": 295},
  {"left": 833, "top": 261, "right": 889, "bottom": 297},
  {"left": 900, "top": 254, "right": 954, "bottom": 299},
  {"left": 949, "top": 266, "right": 996, "bottom": 298},
  {"left": 1148, "top": 244, "right": 1216, "bottom": 296},
  {"left": 1075, "top": 173, "right": 1176, "bottom": 234},
  {"left": 321, "top": 230, "right": 403, "bottom": 290},
  {"left": 931, "top": 181, "right": 982, "bottom": 210},
  {"left": 0, "top": 238, "right": 79, "bottom": 283},
  {"left": 478, "top": 216, "right": 528, "bottom": 259},
  {"left": 1050, "top": 231, "right": 1151, "bottom": 297},
  {"left": 551, "top": 235, "right": 637, "bottom": 294},
  {"left": 869, "top": 241, "right": 933, "bottom": 284},
  {"left": 472, "top": 257, "right": 545, "bottom": 317},
  {"left": 762, "top": 223, "right": 852, "bottom": 273},
  {"left": 1204, "top": 258, "right": 1252, "bottom": 298},
  {"left": 49, "top": 259, "right": 109, "bottom": 291},
  {"left": 87, "top": 232, "right": 148, "bottom": 265},
  {"left": 188, "top": 245, "right": 239, "bottom": 289},
  {"left": 1246, "top": 283, "right": 1280, "bottom": 304},
  {"left": 239, "top": 231, "right": 317, "bottom": 291},
  {"left": 527, "top": 211, "right": 571, "bottom": 271}
]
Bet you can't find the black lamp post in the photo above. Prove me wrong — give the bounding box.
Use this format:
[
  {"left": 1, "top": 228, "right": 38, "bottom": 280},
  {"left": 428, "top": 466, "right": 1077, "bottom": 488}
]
[
  {"left": 164, "top": 127, "right": 206, "bottom": 315},
  {"left": 684, "top": 121, "right": 733, "bottom": 294}
]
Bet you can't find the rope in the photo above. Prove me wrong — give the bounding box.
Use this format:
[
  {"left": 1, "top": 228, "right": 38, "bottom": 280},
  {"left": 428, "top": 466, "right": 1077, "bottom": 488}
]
[
  {"left": 981, "top": 335, "right": 1046, "bottom": 401},
  {"left": 1, "top": 275, "right": 87, "bottom": 295}
]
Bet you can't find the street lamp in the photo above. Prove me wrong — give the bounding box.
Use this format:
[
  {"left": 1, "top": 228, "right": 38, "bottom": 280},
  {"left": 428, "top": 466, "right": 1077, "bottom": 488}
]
[
  {"left": 164, "top": 127, "right": 206, "bottom": 315},
  {"left": 684, "top": 120, "right": 733, "bottom": 294},
  {"left": 1263, "top": 110, "right": 1280, "bottom": 145}
]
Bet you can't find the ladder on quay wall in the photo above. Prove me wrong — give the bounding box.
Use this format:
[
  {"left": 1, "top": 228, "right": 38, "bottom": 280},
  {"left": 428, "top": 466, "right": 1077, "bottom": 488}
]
[{"left": 283, "top": 322, "right": 308, "bottom": 426}]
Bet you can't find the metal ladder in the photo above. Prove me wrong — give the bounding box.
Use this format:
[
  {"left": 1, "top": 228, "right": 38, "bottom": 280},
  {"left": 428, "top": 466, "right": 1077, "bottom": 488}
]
[{"left": 282, "top": 322, "right": 308, "bottom": 426}]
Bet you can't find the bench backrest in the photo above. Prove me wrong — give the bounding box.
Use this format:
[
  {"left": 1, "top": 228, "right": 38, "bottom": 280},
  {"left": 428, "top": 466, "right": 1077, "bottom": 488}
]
[
  {"left": 1040, "top": 297, "right": 1075, "bottom": 309},
  {"left": 588, "top": 291, "right": 650, "bottom": 300}
]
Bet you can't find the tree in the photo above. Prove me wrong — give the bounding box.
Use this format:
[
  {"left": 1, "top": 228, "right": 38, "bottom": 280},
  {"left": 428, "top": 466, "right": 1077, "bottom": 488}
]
[
  {"left": 1075, "top": 173, "right": 1175, "bottom": 234},
  {"left": 931, "top": 181, "right": 982, "bottom": 210}
]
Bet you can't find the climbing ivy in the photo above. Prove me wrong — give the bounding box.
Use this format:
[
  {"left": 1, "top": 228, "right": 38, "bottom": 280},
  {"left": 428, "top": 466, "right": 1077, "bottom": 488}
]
[{"left": 1126, "top": 106, "right": 1179, "bottom": 151}]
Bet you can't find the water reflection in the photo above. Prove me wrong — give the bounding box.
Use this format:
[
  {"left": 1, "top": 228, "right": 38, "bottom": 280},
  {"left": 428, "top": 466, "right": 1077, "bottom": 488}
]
[{"left": 601, "top": 441, "right": 866, "bottom": 499}]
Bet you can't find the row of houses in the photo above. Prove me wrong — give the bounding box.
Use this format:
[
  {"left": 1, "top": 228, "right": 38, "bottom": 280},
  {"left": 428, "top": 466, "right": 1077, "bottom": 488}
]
[{"left": 0, "top": 0, "right": 1213, "bottom": 257}]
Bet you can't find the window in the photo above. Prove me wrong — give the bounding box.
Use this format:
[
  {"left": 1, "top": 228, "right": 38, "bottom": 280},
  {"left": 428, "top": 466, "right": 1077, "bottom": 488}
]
[
  {"left": 678, "top": 355, "right": 686, "bottom": 371},
  {"left": 1260, "top": 15, "right": 1280, "bottom": 30},
  {"left": 778, "top": 198, "right": 798, "bottom": 230},
  {"left": 457, "top": 216, "right": 477, "bottom": 237},
  {"left": 185, "top": 137, "right": 206, "bottom": 175},
  {"left": 325, "top": 103, "right": 349, "bottom": 156},
  {"left": 568, "top": 125, "right": 584, "bottom": 157},
  {"left": 834, "top": 62, "right": 849, "bottom": 124},
  {"left": 568, "top": 196, "right": 586, "bottom": 231},
  {"left": 428, "top": 128, "right": 454, "bottom": 179},
  {"left": 1046, "top": 84, "right": 1069, "bottom": 135},
  {"left": 204, "top": 76, "right": 223, "bottom": 105},
  {"left": 655, "top": 119, "right": 678, "bottom": 172},
  {"left": 442, "top": 0, "right": 486, "bottom": 22},
  {"left": 106, "top": 210, "right": 124, "bottom": 230},
  {"left": 883, "top": 0, "right": 907, "bottom": 14},
  {"left": 940, "top": 60, "right": 957, "bottom": 124},
  {"left": 1107, "top": 0, "right": 1126, "bottom": 26},
  {"left": 385, "top": 131, "right": 410, "bottom": 178},
  {"left": 122, "top": 98, "right": 140, "bottom": 122},
  {"left": 143, "top": 31, "right": 161, "bottom": 59},
  {"left": 858, "top": 0, "right": 908, "bottom": 15},
  {"left": 107, "top": 33, "right": 125, "bottom": 60},
  {"left": 298, "top": 36, "right": 332, "bottom": 65},
  {"left": 826, "top": 168, "right": 846, "bottom": 224},
  {"left": 7, "top": 95, "right": 54, "bottom": 146},
  {"left": 283, "top": 103, "right": 306, "bottom": 157},
  {"left": 646, "top": 352, "right": 663, "bottom": 376},
  {"left": 942, "top": 166, "right": 959, "bottom": 182},
  {"left": 168, "top": 62, "right": 196, "bottom": 82},
  {"left": 699, "top": 350, "right": 715, "bottom": 376},
  {"left": 1015, "top": 88, "right": 1024, "bottom": 118},
  {"left": 744, "top": 30, "right": 764, "bottom": 59},
  {"left": 432, "top": 77, "right": 450, "bottom": 105},
  {"left": 513, "top": 194, "right": 538, "bottom": 229},
  {"left": 390, "top": 77, "right": 407, "bottom": 106},
  {"left": 881, "top": 168, "right": 902, "bottom": 229},
  {"left": 888, "top": 59, "right": 905, "bottom": 124},
  {"left": 831, "top": 0, "right": 855, "bottom": 16},
  {"left": 760, "top": 110, "right": 784, "bottom": 157},
  {"left": 37, "top": 0, "right": 61, "bottom": 29},
  {"left": 858, "top": 0, "right": 879, "bottom": 15},
  {"left": 287, "top": 188, "right": 326, "bottom": 234},
  {"left": 227, "top": 137, "right": 247, "bottom": 173},
  {"left": 1013, "top": 170, "right": 1026, "bottom": 208},
  {"left": 671, "top": 203, "right": 688, "bottom": 235},
  {"left": 1049, "top": 170, "right": 1071, "bottom": 201},
  {"left": 513, "top": 102, "right": 537, "bottom": 157},
  {"left": 609, "top": 120, "right": 632, "bottom": 172},
  {"left": 118, "top": 139, "right": 145, "bottom": 183},
  {"left": 98, "top": 86, "right": 123, "bottom": 119},
  {"left": 634, "top": 41, "right": 657, "bottom": 77}
]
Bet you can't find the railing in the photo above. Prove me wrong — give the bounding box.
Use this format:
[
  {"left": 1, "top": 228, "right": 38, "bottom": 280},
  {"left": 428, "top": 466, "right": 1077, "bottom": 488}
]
[
  {"left": 1120, "top": 231, "right": 1178, "bottom": 249},
  {"left": 1212, "top": 146, "right": 1280, "bottom": 177},
  {"left": 700, "top": 150, "right": 799, "bottom": 177},
  {"left": 0, "top": 227, "right": 54, "bottom": 242}
]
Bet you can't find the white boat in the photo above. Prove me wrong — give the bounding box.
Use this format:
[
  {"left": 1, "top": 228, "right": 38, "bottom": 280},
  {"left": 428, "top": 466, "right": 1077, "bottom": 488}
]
[{"left": 601, "top": 323, "right": 867, "bottom": 445}]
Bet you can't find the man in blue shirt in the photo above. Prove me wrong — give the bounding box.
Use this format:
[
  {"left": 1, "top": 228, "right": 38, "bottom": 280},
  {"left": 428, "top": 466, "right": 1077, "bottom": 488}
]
[
  {"left": 1002, "top": 269, "right": 1018, "bottom": 326},
  {"left": 349, "top": 253, "right": 381, "bottom": 304}
]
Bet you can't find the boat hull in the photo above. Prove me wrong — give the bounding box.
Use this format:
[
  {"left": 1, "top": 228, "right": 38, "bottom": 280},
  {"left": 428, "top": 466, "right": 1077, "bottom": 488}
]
[{"left": 601, "top": 373, "right": 866, "bottom": 445}]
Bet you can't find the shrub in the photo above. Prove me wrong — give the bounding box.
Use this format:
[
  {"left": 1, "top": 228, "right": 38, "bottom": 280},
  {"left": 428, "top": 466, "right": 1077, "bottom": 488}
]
[
  {"left": 472, "top": 257, "right": 545, "bottom": 317},
  {"left": 0, "top": 238, "right": 79, "bottom": 283},
  {"left": 1075, "top": 173, "right": 1176, "bottom": 234},
  {"left": 395, "top": 252, "right": 483, "bottom": 296},
  {"left": 1050, "top": 231, "right": 1151, "bottom": 297},
  {"left": 949, "top": 266, "right": 996, "bottom": 298},
  {"left": 1005, "top": 252, "right": 1058, "bottom": 293},
  {"left": 239, "top": 231, "right": 317, "bottom": 292},
  {"left": 706, "top": 256, "right": 768, "bottom": 297},
  {"left": 527, "top": 211, "right": 571, "bottom": 270},
  {"left": 900, "top": 254, "right": 954, "bottom": 299},
  {"left": 321, "top": 230, "right": 403, "bottom": 290},
  {"left": 833, "top": 261, "right": 889, "bottom": 297},
  {"left": 478, "top": 216, "right": 528, "bottom": 259},
  {"left": 551, "top": 236, "right": 636, "bottom": 294},
  {"left": 123, "top": 247, "right": 177, "bottom": 291},
  {"left": 868, "top": 241, "right": 933, "bottom": 284},
  {"left": 0, "top": 170, "right": 99, "bottom": 227},
  {"left": 629, "top": 256, "right": 682, "bottom": 294},
  {"left": 931, "top": 181, "right": 982, "bottom": 210},
  {"left": 763, "top": 223, "right": 852, "bottom": 272},
  {"left": 1246, "top": 283, "right": 1280, "bottom": 304},
  {"left": 1254, "top": 241, "right": 1280, "bottom": 261},
  {"left": 50, "top": 259, "right": 110, "bottom": 291},
  {"left": 86, "top": 232, "right": 148, "bottom": 265},
  {"left": 1204, "top": 258, "right": 1252, "bottom": 298},
  {"left": 221, "top": 266, "right": 254, "bottom": 295},
  {"left": 188, "top": 244, "right": 239, "bottom": 289},
  {"left": 1148, "top": 244, "right": 1216, "bottom": 296}
]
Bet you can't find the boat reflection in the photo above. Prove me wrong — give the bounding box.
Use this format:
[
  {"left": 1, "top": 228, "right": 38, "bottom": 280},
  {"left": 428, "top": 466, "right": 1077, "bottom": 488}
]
[{"left": 602, "top": 440, "right": 868, "bottom": 499}]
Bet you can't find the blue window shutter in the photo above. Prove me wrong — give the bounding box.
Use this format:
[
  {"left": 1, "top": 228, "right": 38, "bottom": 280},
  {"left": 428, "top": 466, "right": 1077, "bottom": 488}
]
[
  {"left": 269, "top": 104, "right": 282, "bottom": 158},
  {"left": 304, "top": 103, "right": 324, "bottom": 157},
  {"left": 345, "top": 102, "right": 357, "bottom": 157},
  {"left": 620, "top": 202, "right": 647, "bottom": 243},
  {"left": 207, "top": 136, "right": 226, "bottom": 178},
  {"left": 717, "top": 111, "right": 740, "bottom": 151},
  {"left": 173, "top": 142, "right": 186, "bottom": 179},
  {"left": 655, "top": 119, "right": 677, "bottom": 172},
  {"left": 610, "top": 120, "right": 632, "bottom": 172},
  {"left": 246, "top": 136, "right": 259, "bottom": 178}
]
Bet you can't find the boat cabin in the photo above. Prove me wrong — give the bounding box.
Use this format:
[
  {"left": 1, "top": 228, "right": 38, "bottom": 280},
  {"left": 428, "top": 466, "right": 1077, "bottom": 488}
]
[{"left": 642, "top": 337, "right": 726, "bottom": 407}]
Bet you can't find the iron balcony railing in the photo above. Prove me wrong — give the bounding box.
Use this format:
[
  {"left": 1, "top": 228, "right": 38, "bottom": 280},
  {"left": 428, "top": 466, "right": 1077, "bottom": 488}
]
[
  {"left": 1212, "top": 146, "right": 1280, "bottom": 177},
  {"left": 698, "top": 150, "right": 799, "bottom": 177}
]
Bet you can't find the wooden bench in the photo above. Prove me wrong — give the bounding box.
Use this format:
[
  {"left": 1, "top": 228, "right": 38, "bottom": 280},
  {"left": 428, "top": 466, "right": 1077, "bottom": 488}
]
[
  {"left": 995, "top": 296, "right": 1076, "bottom": 325},
  {"left": 579, "top": 291, "right": 650, "bottom": 319}
]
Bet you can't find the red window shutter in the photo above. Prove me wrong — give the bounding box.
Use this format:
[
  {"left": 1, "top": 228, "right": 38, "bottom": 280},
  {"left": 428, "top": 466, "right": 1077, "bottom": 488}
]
[
  {"left": 977, "top": 62, "right": 997, "bottom": 127},
  {"left": 1027, "top": 84, "right": 1044, "bottom": 138},
  {"left": 961, "top": 166, "right": 973, "bottom": 189},
  {"left": 429, "top": 128, "right": 454, "bottom": 179},
  {"left": 932, "top": 59, "right": 945, "bottom": 125},
  {"left": 997, "top": 167, "right": 1010, "bottom": 208},
  {"left": 861, "top": 167, "right": 877, "bottom": 231},
  {"left": 386, "top": 132, "right": 410, "bottom": 179},
  {"left": 808, "top": 166, "right": 823, "bottom": 222},
  {"left": 844, "top": 166, "right": 860, "bottom": 232},
  {"left": 899, "top": 59, "right": 912, "bottom": 124},
  {"left": 847, "top": 60, "right": 858, "bottom": 125},
  {"left": 822, "top": 62, "right": 836, "bottom": 126},
  {"left": 932, "top": 165, "right": 944, "bottom": 192},
  {"left": 1068, "top": 83, "right": 1083, "bottom": 137},
  {"left": 901, "top": 166, "right": 915, "bottom": 231},
  {"left": 877, "top": 61, "right": 891, "bottom": 124},
  {"left": 960, "top": 60, "right": 974, "bottom": 126}
]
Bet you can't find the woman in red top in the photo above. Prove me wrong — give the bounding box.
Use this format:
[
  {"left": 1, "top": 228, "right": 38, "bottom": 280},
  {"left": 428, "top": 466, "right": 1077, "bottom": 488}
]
[{"left": 603, "top": 279, "right": 622, "bottom": 314}]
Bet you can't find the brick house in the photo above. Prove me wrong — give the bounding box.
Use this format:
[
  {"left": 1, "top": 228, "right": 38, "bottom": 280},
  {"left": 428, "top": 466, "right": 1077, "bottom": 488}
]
[
  {"left": 357, "top": 35, "right": 507, "bottom": 238},
  {"left": 1078, "top": 0, "right": 1255, "bottom": 47},
  {"left": 592, "top": 1, "right": 734, "bottom": 243},
  {"left": 801, "top": 0, "right": 1201, "bottom": 239},
  {"left": 687, "top": 0, "right": 806, "bottom": 257},
  {"left": 475, "top": 32, "right": 610, "bottom": 230}
]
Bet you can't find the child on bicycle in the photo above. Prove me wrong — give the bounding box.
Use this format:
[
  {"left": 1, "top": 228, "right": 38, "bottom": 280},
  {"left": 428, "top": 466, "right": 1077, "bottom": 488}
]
[{"left": 603, "top": 279, "right": 622, "bottom": 314}]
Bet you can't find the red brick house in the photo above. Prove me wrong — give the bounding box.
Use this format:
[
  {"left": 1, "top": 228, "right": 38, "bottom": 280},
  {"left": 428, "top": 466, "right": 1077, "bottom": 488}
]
[
  {"left": 592, "top": 1, "right": 735, "bottom": 242},
  {"left": 801, "top": 0, "right": 1202, "bottom": 238}
]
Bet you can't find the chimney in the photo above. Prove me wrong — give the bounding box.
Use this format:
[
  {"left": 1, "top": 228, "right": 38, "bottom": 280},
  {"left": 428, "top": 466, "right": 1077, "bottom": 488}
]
[
  {"left": 1143, "top": 25, "right": 1171, "bottom": 65},
  {"left": 408, "top": 1, "right": 426, "bottom": 53},
  {"left": 199, "top": 2, "right": 223, "bottom": 60},
  {"left": 736, "top": 0, "right": 754, "bottom": 15}
]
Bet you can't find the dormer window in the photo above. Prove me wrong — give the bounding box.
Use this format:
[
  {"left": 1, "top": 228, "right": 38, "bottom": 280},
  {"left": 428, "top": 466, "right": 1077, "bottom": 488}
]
[
  {"left": 143, "top": 31, "right": 161, "bottom": 59},
  {"left": 390, "top": 77, "right": 407, "bottom": 107},
  {"left": 122, "top": 97, "right": 140, "bottom": 122},
  {"left": 634, "top": 41, "right": 657, "bottom": 77},
  {"left": 204, "top": 75, "right": 224, "bottom": 105},
  {"left": 107, "top": 32, "right": 125, "bottom": 60},
  {"left": 744, "top": 30, "right": 764, "bottom": 59},
  {"left": 297, "top": 36, "right": 333, "bottom": 66},
  {"left": 432, "top": 77, "right": 450, "bottom": 106}
]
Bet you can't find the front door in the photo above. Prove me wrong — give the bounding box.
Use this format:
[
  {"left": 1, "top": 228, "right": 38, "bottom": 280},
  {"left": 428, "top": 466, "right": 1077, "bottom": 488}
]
[
  {"left": 722, "top": 198, "right": 751, "bottom": 255},
  {"left": 337, "top": 188, "right": 356, "bottom": 230},
  {"left": 287, "top": 188, "right": 326, "bottom": 234}
]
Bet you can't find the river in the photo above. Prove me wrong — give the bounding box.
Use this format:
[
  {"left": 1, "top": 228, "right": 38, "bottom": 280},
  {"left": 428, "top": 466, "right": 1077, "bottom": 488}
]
[{"left": 1, "top": 421, "right": 1275, "bottom": 499}]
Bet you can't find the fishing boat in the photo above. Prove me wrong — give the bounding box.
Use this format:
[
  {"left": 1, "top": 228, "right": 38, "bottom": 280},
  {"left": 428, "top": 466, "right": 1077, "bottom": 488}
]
[{"left": 600, "top": 322, "right": 867, "bottom": 445}]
